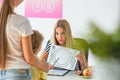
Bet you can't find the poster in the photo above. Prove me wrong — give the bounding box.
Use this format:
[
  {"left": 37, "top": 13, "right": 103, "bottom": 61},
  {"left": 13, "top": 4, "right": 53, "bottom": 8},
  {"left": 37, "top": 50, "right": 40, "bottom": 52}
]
[{"left": 25, "top": 0, "right": 62, "bottom": 18}]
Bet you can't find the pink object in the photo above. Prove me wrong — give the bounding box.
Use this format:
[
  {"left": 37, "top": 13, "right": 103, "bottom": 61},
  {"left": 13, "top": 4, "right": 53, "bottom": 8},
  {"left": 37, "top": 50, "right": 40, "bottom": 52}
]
[
  {"left": 0, "top": 0, "right": 2, "bottom": 4},
  {"left": 25, "top": 0, "right": 62, "bottom": 18}
]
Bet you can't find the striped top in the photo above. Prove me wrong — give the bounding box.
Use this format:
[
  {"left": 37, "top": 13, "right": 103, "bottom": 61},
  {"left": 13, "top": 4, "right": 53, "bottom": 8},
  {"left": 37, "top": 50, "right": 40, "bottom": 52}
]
[{"left": 44, "top": 40, "right": 51, "bottom": 54}]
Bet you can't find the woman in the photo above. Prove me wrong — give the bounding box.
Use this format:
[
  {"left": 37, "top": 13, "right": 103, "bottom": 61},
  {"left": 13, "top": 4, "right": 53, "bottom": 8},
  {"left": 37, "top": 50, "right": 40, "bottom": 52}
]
[
  {"left": 40, "top": 19, "right": 88, "bottom": 74},
  {"left": 0, "top": 0, "right": 49, "bottom": 80}
]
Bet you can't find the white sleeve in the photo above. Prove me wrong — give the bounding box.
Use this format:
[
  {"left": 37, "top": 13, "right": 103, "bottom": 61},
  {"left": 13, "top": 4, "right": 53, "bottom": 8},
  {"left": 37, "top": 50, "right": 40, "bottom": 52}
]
[{"left": 20, "top": 18, "right": 33, "bottom": 37}]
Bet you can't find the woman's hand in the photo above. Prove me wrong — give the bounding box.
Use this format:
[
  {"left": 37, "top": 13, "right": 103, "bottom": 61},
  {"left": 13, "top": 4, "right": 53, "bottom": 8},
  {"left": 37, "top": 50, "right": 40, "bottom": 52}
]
[
  {"left": 39, "top": 61, "right": 49, "bottom": 73},
  {"left": 48, "top": 64, "right": 54, "bottom": 70},
  {"left": 76, "top": 53, "right": 88, "bottom": 70},
  {"left": 76, "top": 70, "right": 82, "bottom": 75}
]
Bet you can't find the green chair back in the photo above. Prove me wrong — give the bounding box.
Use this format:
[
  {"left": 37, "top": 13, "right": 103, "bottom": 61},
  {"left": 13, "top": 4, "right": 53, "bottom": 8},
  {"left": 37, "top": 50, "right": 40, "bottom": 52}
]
[{"left": 72, "top": 38, "right": 89, "bottom": 60}]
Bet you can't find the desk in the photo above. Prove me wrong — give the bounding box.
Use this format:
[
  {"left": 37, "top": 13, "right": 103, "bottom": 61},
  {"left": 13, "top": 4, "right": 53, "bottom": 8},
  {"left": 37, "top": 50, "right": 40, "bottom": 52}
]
[{"left": 47, "top": 71, "right": 93, "bottom": 80}]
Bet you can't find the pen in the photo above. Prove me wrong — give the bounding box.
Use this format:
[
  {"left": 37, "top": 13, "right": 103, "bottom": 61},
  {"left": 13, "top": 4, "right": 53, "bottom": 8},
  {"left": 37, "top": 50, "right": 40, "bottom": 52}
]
[{"left": 53, "top": 58, "right": 59, "bottom": 65}]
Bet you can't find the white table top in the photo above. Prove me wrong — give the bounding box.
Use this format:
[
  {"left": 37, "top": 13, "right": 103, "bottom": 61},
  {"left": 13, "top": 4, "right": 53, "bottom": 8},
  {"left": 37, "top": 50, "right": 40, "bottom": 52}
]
[{"left": 47, "top": 71, "right": 93, "bottom": 80}]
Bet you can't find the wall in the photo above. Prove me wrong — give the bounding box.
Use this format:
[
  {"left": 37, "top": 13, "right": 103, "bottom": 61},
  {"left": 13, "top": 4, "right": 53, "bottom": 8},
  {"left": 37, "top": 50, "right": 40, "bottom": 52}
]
[
  {"left": 15, "top": 0, "right": 119, "bottom": 37},
  {"left": 15, "top": 0, "right": 119, "bottom": 65}
]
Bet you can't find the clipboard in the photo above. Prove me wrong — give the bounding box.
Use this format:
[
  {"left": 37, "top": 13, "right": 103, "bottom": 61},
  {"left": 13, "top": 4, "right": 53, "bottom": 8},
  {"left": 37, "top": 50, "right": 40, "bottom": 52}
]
[
  {"left": 47, "top": 45, "right": 80, "bottom": 70},
  {"left": 48, "top": 67, "right": 70, "bottom": 76}
]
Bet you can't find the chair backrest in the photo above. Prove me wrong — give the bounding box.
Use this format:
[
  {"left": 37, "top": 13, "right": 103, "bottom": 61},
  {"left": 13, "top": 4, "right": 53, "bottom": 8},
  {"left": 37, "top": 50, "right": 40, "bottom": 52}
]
[{"left": 72, "top": 38, "right": 89, "bottom": 60}]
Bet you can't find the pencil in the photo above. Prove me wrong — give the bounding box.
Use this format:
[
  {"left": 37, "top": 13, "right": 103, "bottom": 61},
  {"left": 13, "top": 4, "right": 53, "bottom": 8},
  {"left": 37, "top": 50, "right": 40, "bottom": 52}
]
[{"left": 53, "top": 58, "right": 59, "bottom": 65}]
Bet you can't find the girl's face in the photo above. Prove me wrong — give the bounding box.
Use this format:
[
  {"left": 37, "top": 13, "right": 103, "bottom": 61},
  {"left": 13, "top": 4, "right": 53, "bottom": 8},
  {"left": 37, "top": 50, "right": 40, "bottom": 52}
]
[{"left": 55, "top": 27, "right": 66, "bottom": 46}]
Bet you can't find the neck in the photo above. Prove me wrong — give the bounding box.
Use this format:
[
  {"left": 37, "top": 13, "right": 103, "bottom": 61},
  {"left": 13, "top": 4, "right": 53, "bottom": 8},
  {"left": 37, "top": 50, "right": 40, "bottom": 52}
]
[{"left": 59, "top": 44, "right": 65, "bottom": 47}]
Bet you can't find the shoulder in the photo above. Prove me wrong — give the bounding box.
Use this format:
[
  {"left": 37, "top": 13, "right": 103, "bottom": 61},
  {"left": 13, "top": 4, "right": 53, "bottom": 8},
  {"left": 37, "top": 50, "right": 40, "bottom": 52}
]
[
  {"left": 10, "top": 14, "right": 29, "bottom": 24},
  {"left": 8, "top": 14, "right": 31, "bottom": 28}
]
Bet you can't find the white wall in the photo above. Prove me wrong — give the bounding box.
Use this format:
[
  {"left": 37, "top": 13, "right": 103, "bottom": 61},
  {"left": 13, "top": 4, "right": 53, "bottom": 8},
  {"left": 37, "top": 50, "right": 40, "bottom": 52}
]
[
  {"left": 16, "top": 0, "right": 119, "bottom": 38},
  {"left": 15, "top": 0, "right": 119, "bottom": 64}
]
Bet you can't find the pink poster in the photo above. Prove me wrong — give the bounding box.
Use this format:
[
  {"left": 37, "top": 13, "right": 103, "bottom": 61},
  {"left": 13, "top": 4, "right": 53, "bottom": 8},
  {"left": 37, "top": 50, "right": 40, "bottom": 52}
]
[{"left": 25, "top": 0, "right": 62, "bottom": 18}]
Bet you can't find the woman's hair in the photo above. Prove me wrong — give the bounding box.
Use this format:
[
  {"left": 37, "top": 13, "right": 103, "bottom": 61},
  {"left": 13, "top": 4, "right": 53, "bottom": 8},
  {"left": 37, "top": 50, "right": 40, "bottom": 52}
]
[
  {"left": 51, "top": 19, "right": 73, "bottom": 48},
  {"left": 0, "top": 0, "right": 14, "bottom": 69},
  {"left": 31, "top": 30, "right": 44, "bottom": 53}
]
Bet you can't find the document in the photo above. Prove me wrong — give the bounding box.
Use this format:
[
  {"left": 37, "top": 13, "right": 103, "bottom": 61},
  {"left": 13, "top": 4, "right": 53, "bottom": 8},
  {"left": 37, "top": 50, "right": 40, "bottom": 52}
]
[{"left": 47, "top": 45, "right": 80, "bottom": 70}]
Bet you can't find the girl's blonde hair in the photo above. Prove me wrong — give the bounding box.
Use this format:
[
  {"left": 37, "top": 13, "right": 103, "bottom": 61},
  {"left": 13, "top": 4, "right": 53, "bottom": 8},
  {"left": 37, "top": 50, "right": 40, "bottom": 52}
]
[
  {"left": 31, "top": 30, "right": 44, "bottom": 53},
  {"left": 51, "top": 19, "right": 73, "bottom": 48},
  {"left": 0, "top": 0, "right": 14, "bottom": 69}
]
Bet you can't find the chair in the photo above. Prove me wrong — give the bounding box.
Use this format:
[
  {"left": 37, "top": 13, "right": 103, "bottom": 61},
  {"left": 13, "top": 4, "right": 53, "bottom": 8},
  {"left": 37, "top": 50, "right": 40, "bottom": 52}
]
[{"left": 72, "top": 38, "right": 89, "bottom": 60}]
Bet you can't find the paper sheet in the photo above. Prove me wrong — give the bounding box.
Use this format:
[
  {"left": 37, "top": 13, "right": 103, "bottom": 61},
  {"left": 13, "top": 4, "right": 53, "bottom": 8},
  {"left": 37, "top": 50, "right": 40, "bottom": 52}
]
[{"left": 47, "top": 45, "right": 80, "bottom": 70}]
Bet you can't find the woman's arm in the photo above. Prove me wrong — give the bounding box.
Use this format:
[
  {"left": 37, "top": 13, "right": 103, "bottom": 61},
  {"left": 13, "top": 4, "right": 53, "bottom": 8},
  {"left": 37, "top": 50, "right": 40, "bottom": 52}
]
[
  {"left": 40, "top": 50, "right": 48, "bottom": 61},
  {"left": 40, "top": 50, "right": 54, "bottom": 69},
  {"left": 76, "top": 53, "right": 88, "bottom": 70},
  {"left": 22, "top": 35, "right": 49, "bottom": 72}
]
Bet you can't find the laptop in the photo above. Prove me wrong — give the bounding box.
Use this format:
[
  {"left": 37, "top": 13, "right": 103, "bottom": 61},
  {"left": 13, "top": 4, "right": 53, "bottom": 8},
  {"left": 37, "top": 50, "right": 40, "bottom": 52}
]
[{"left": 47, "top": 45, "right": 80, "bottom": 76}]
